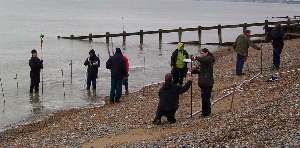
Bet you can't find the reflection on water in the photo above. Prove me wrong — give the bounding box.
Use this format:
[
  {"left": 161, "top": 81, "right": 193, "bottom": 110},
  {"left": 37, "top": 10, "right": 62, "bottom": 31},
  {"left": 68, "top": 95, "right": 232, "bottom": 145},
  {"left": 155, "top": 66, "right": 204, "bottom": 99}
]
[
  {"left": 86, "top": 90, "right": 98, "bottom": 102},
  {"left": 29, "top": 94, "right": 43, "bottom": 114}
]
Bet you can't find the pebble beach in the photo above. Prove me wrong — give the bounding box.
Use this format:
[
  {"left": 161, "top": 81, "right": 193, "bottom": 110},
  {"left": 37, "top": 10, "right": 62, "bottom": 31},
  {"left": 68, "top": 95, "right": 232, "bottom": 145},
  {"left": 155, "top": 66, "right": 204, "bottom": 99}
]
[{"left": 0, "top": 38, "right": 300, "bottom": 147}]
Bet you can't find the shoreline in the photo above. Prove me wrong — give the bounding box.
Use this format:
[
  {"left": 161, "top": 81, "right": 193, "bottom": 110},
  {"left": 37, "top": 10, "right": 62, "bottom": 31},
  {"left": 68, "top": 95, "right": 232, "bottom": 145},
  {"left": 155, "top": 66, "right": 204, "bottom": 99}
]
[
  {"left": 0, "top": 80, "right": 166, "bottom": 136},
  {"left": 1, "top": 38, "right": 300, "bottom": 147}
]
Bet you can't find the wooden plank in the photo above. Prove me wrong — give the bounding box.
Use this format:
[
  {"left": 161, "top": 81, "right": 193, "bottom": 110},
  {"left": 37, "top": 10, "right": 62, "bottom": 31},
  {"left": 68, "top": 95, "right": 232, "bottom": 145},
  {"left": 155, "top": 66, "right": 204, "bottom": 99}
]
[
  {"left": 143, "top": 30, "right": 160, "bottom": 34},
  {"left": 286, "top": 33, "right": 300, "bottom": 37}
]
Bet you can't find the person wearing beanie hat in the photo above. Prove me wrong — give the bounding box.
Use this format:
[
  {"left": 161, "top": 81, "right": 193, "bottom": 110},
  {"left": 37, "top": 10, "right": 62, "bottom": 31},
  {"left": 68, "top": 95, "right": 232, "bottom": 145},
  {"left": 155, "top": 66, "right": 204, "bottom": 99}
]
[
  {"left": 153, "top": 73, "right": 192, "bottom": 125},
  {"left": 106, "top": 47, "right": 126, "bottom": 103},
  {"left": 29, "top": 49, "right": 43, "bottom": 93},
  {"left": 84, "top": 49, "right": 100, "bottom": 91},
  {"left": 171, "top": 42, "right": 189, "bottom": 86}
]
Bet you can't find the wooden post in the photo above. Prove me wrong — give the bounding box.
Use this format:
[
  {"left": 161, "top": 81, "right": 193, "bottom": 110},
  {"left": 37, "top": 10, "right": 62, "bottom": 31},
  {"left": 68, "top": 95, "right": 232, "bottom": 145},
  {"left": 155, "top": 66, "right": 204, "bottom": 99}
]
[
  {"left": 287, "top": 18, "right": 291, "bottom": 33},
  {"left": 230, "top": 86, "right": 236, "bottom": 112},
  {"left": 243, "top": 23, "right": 247, "bottom": 33},
  {"left": 178, "top": 27, "right": 182, "bottom": 42},
  {"left": 140, "top": 30, "right": 144, "bottom": 47},
  {"left": 159, "top": 29, "right": 163, "bottom": 50},
  {"left": 217, "top": 24, "right": 222, "bottom": 45},
  {"left": 264, "top": 20, "right": 269, "bottom": 36},
  {"left": 70, "top": 60, "right": 73, "bottom": 84},
  {"left": 106, "top": 32, "right": 110, "bottom": 45},
  {"left": 122, "top": 31, "right": 126, "bottom": 47},
  {"left": 88, "top": 33, "right": 93, "bottom": 42},
  {"left": 198, "top": 26, "right": 202, "bottom": 48}
]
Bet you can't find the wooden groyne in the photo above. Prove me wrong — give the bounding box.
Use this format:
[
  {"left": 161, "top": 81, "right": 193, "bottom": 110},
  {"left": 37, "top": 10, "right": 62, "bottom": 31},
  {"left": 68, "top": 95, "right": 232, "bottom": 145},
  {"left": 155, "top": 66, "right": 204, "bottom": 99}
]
[{"left": 58, "top": 17, "right": 300, "bottom": 47}]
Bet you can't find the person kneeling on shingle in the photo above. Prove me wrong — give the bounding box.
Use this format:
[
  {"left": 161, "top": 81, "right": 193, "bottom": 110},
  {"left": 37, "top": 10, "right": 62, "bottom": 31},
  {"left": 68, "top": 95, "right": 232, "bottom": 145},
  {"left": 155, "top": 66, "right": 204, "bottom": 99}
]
[{"left": 153, "top": 73, "right": 192, "bottom": 125}]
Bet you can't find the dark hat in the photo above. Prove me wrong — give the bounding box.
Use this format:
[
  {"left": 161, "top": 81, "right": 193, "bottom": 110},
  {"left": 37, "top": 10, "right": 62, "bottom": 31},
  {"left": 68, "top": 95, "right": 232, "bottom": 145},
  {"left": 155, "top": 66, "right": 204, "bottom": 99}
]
[
  {"left": 201, "top": 48, "right": 209, "bottom": 53},
  {"left": 89, "top": 49, "right": 95, "bottom": 54},
  {"left": 31, "top": 49, "right": 37, "bottom": 54},
  {"left": 165, "top": 73, "right": 173, "bottom": 83},
  {"left": 243, "top": 29, "right": 251, "bottom": 34},
  {"left": 115, "top": 48, "right": 121, "bottom": 54}
]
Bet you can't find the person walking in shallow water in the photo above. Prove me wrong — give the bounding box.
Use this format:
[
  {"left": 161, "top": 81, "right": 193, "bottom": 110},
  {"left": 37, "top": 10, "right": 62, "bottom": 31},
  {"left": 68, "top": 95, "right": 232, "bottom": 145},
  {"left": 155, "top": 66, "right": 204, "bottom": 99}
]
[
  {"left": 84, "top": 49, "right": 100, "bottom": 91},
  {"left": 270, "top": 23, "right": 285, "bottom": 70},
  {"left": 153, "top": 73, "right": 192, "bottom": 125},
  {"left": 233, "top": 30, "right": 261, "bottom": 75},
  {"left": 106, "top": 48, "right": 126, "bottom": 103},
  {"left": 192, "top": 48, "right": 215, "bottom": 117},
  {"left": 29, "top": 49, "right": 43, "bottom": 93},
  {"left": 171, "top": 42, "right": 189, "bottom": 85}
]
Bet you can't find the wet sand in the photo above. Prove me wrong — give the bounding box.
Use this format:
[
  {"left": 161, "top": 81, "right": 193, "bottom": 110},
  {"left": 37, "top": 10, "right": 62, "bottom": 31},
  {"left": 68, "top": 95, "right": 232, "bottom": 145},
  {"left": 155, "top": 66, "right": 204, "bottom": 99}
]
[{"left": 0, "top": 38, "right": 300, "bottom": 147}]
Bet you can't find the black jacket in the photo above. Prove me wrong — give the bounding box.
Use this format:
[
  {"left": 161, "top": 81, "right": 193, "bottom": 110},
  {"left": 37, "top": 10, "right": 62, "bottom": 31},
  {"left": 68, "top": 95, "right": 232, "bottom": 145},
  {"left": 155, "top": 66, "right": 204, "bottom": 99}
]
[
  {"left": 106, "top": 53, "right": 126, "bottom": 80},
  {"left": 157, "top": 80, "right": 192, "bottom": 112},
  {"left": 192, "top": 55, "right": 215, "bottom": 87},
  {"left": 29, "top": 57, "right": 43, "bottom": 80},
  {"left": 84, "top": 55, "right": 100, "bottom": 77},
  {"left": 271, "top": 29, "right": 285, "bottom": 50}
]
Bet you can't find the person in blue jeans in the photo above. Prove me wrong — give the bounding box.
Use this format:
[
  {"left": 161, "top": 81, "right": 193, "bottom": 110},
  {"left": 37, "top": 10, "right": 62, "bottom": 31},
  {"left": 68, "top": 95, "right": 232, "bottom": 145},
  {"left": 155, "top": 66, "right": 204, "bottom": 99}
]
[
  {"left": 233, "top": 30, "right": 261, "bottom": 75},
  {"left": 271, "top": 24, "right": 285, "bottom": 70},
  {"left": 106, "top": 48, "right": 126, "bottom": 103}
]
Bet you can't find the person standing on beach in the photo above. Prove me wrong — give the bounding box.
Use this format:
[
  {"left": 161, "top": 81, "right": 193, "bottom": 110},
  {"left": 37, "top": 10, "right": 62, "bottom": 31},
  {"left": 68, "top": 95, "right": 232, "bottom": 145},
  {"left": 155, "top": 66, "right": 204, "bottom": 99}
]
[
  {"left": 106, "top": 48, "right": 126, "bottom": 103},
  {"left": 171, "top": 42, "right": 189, "bottom": 85},
  {"left": 122, "top": 48, "right": 129, "bottom": 95},
  {"left": 84, "top": 49, "right": 100, "bottom": 91},
  {"left": 153, "top": 73, "right": 192, "bottom": 125},
  {"left": 233, "top": 30, "right": 261, "bottom": 75},
  {"left": 270, "top": 24, "right": 285, "bottom": 70},
  {"left": 29, "top": 49, "right": 43, "bottom": 93},
  {"left": 192, "top": 48, "right": 215, "bottom": 117}
]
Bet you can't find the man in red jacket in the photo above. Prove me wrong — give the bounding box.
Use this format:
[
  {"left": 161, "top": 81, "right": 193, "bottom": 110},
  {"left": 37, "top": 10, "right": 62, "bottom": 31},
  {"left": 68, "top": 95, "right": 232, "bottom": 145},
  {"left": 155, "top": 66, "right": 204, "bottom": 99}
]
[{"left": 122, "top": 49, "right": 129, "bottom": 95}]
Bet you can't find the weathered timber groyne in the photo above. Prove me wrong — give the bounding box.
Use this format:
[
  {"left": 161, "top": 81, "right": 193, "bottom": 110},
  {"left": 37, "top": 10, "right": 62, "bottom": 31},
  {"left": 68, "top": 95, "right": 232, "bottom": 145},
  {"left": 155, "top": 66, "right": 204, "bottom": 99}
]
[{"left": 58, "top": 17, "right": 300, "bottom": 48}]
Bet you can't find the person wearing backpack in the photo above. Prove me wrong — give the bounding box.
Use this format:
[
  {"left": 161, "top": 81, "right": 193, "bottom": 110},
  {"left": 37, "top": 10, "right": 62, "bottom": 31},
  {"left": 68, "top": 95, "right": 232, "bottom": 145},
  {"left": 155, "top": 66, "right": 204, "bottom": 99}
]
[{"left": 106, "top": 48, "right": 126, "bottom": 103}]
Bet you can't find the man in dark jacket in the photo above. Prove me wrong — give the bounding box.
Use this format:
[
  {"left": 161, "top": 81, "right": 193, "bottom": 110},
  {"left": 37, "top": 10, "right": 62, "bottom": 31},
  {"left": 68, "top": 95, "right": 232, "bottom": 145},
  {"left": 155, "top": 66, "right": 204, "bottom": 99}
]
[
  {"left": 192, "top": 48, "right": 215, "bottom": 117},
  {"left": 106, "top": 48, "right": 126, "bottom": 103},
  {"left": 233, "top": 30, "right": 261, "bottom": 75},
  {"left": 271, "top": 24, "right": 285, "bottom": 70},
  {"left": 84, "top": 49, "right": 100, "bottom": 90},
  {"left": 153, "top": 73, "right": 192, "bottom": 125},
  {"left": 171, "top": 42, "right": 189, "bottom": 85},
  {"left": 29, "top": 49, "right": 43, "bottom": 93}
]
